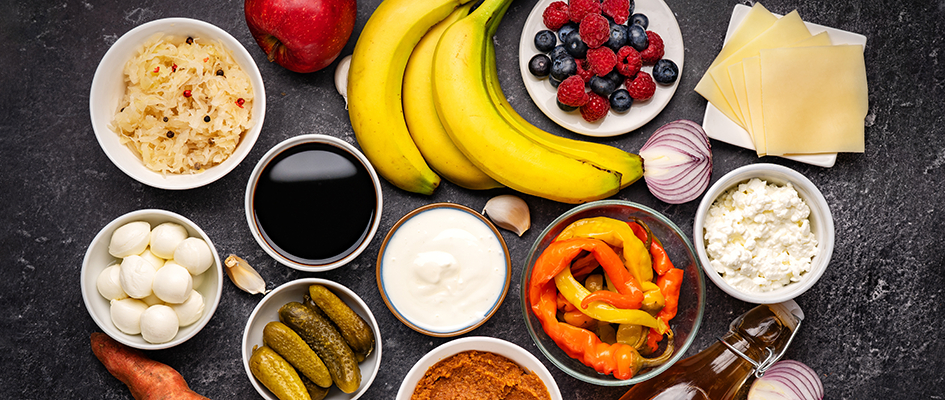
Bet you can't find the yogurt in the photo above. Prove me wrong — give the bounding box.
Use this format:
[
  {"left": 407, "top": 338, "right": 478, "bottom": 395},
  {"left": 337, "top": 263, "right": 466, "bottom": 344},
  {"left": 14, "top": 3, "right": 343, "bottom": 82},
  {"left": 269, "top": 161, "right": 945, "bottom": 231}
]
[
  {"left": 704, "top": 178, "right": 818, "bottom": 293},
  {"left": 381, "top": 206, "right": 508, "bottom": 333}
]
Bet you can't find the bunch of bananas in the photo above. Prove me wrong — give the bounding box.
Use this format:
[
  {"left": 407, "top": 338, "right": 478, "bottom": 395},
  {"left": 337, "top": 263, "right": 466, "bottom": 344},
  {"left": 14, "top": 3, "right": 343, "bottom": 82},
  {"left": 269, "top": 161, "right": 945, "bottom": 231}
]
[{"left": 348, "top": 0, "right": 643, "bottom": 203}]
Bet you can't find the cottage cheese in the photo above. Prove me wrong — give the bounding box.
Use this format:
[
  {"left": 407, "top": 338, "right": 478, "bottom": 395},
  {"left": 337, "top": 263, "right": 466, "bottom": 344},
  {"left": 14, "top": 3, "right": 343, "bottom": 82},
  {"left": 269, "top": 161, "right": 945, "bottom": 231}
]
[{"left": 704, "top": 178, "right": 818, "bottom": 293}]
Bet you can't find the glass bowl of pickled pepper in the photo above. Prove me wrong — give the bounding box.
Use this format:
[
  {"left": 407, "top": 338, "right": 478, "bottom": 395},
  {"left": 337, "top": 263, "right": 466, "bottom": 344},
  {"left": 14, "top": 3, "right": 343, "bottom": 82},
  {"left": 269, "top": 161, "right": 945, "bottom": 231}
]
[{"left": 521, "top": 200, "right": 706, "bottom": 385}]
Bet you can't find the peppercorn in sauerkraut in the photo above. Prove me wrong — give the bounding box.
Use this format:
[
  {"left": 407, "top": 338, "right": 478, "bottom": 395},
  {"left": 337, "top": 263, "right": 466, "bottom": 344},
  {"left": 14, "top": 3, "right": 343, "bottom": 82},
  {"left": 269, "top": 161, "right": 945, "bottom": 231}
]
[{"left": 109, "top": 34, "right": 254, "bottom": 175}]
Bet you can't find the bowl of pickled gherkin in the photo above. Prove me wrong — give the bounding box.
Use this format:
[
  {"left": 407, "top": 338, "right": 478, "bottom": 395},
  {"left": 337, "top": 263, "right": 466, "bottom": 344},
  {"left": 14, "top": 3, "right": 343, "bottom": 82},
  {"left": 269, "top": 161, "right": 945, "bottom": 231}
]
[{"left": 241, "top": 278, "right": 381, "bottom": 400}]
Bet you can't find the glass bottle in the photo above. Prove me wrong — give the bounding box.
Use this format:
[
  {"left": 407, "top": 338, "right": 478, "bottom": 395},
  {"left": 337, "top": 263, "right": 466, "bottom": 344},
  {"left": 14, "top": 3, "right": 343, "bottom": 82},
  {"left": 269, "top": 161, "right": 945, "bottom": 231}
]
[{"left": 619, "top": 300, "right": 804, "bottom": 400}]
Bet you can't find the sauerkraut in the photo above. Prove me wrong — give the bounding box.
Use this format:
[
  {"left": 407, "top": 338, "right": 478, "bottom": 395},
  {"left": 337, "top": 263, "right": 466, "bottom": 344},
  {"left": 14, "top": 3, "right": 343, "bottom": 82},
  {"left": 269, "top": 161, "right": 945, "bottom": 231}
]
[{"left": 109, "top": 34, "right": 254, "bottom": 175}]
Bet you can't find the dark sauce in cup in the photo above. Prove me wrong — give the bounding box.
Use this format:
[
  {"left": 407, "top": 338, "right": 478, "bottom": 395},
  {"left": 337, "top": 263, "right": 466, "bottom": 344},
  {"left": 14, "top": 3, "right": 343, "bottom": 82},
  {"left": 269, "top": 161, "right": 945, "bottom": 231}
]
[{"left": 253, "top": 142, "right": 377, "bottom": 265}]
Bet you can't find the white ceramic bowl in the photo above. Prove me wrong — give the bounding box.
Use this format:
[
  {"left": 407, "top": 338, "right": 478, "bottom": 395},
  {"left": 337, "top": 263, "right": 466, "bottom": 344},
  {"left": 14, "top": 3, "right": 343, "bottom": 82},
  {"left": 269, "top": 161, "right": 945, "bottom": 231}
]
[
  {"left": 396, "top": 336, "right": 562, "bottom": 400},
  {"left": 244, "top": 134, "right": 383, "bottom": 272},
  {"left": 89, "top": 17, "right": 265, "bottom": 190},
  {"left": 693, "top": 163, "right": 835, "bottom": 304},
  {"left": 80, "top": 209, "right": 223, "bottom": 350},
  {"left": 242, "top": 278, "right": 381, "bottom": 400},
  {"left": 376, "top": 203, "right": 512, "bottom": 337}
]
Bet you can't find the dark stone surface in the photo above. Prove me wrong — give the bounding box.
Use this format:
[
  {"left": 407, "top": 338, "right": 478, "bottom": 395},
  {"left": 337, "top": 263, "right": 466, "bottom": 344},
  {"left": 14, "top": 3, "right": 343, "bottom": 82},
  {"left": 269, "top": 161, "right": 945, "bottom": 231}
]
[{"left": 1, "top": 0, "right": 943, "bottom": 398}]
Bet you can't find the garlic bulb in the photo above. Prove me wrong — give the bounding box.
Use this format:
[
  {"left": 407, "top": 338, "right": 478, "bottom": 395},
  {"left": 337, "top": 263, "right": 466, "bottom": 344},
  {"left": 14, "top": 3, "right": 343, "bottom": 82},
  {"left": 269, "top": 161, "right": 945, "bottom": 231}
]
[
  {"left": 224, "top": 254, "right": 269, "bottom": 295},
  {"left": 483, "top": 195, "right": 531, "bottom": 236}
]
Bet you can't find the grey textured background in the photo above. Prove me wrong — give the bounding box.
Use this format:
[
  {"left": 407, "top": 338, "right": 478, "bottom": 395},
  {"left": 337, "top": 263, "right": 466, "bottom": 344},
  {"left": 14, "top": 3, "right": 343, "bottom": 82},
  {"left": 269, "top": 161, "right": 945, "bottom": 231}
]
[{"left": 1, "top": 0, "right": 943, "bottom": 399}]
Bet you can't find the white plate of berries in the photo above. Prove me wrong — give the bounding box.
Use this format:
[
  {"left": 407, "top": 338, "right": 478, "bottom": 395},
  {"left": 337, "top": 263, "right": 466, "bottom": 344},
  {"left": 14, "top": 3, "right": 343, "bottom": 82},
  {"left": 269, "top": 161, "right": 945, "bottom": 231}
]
[{"left": 519, "top": 0, "right": 684, "bottom": 137}]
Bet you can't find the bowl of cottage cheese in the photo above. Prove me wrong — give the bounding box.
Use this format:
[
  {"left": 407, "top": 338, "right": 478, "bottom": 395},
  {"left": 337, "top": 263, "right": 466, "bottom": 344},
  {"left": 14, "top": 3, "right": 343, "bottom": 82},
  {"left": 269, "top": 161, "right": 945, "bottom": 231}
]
[{"left": 693, "top": 164, "right": 835, "bottom": 304}]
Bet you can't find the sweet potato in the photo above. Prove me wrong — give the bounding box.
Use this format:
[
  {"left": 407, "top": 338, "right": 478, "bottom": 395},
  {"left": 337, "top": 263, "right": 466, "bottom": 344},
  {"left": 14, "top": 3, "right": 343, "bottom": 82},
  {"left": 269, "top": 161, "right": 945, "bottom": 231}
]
[{"left": 90, "top": 332, "right": 210, "bottom": 400}]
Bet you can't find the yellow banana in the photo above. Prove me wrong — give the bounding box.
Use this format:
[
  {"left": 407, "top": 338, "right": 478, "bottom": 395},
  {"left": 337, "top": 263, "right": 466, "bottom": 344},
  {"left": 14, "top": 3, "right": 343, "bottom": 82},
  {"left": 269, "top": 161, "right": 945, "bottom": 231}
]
[
  {"left": 403, "top": 3, "right": 502, "bottom": 190},
  {"left": 433, "top": 0, "right": 622, "bottom": 204},
  {"left": 348, "top": 0, "right": 475, "bottom": 195},
  {"left": 484, "top": 43, "right": 644, "bottom": 189}
]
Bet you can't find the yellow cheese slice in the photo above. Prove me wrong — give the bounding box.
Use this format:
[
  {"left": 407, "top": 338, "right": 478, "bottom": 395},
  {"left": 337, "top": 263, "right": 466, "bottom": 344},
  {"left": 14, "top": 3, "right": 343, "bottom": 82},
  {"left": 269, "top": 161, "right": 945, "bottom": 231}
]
[
  {"left": 694, "top": 3, "right": 776, "bottom": 130},
  {"left": 761, "top": 45, "right": 868, "bottom": 155},
  {"left": 743, "top": 57, "right": 765, "bottom": 156},
  {"left": 709, "top": 10, "right": 812, "bottom": 127},
  {"left": 728, "top": 63, "right": 751, "bottom": 136},
  {"left": 731, "top": 32, "right": 833, "bottom": 155}
]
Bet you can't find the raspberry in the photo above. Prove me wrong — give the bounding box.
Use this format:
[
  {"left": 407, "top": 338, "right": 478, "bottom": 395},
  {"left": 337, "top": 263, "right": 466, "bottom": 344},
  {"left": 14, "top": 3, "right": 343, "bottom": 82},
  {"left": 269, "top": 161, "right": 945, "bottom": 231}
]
[
  {"left": 585, "top": 46, "right": 616, "bottom": 76},
  {"left": 640, "top": 31, "right": 665, "bottom": 64},
  {"left": 542, "top": 1, "right": 570, "bottom": 31},
  {"left": 557, "top": 75, "right": 590, "bottom": 107},
  {"left": 625, "top": 71, "right": 656, "bottom": 101},
  {"left": 579, "top": 14, "right": 610, "bottom": 49},
  {"left": 615, "top": 45, "right": 642, "bottom": 77},
  {"left": 568, "top": 0, "right": 601, "bottom": 24},
  {"left": 580, "top": 92, "right": 610, "bottom": 122},
  {"left": 601, "top": 0, "right": 630, "bottom": 24},
  {"left": 575, "top": 58, "right": 594, "bottom": 82}
]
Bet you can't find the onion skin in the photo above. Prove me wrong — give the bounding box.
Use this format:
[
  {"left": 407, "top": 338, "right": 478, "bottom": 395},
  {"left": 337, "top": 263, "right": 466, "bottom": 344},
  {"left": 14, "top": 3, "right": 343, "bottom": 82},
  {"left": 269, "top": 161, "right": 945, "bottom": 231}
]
[
  {"left": 748, "top": 360, "right": 824, "bottom": 400},
  {"left": 639, "top": 120, "right": 712, "bottom": 204}
]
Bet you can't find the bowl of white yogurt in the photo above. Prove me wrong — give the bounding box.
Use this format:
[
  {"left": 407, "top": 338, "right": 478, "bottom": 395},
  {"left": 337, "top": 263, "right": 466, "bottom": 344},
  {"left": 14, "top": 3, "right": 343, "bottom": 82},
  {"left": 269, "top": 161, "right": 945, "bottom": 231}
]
[
  {"left": 376, "top": 203, "right": 512, "bottom": 337},
  {"left": 693, "top": 163, "right": 835, "bottom": 304}
]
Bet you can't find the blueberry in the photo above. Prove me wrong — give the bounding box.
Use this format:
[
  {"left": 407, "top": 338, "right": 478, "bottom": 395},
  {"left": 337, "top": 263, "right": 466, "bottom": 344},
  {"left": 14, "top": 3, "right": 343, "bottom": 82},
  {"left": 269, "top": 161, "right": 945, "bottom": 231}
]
[
  {"left": 609, "top": 89, "right": 633, "bottom": 112},
  {"left": 605, "top": 22, "right": 628, "bottom": 52},
  {"left": 550, "top": 56, "right": 577, "bottom": 81},
  {"left": 548, "top": 45, "right": 569, "bottom": 61},
  {"left": 628, "top": 24, "right": 648, "bottom": 51},
  {"left": 565, "top": 33, "right": 588, "bottom": 59},
  {"left": 557, "top": 22, "right": 579, "bottom": 43},
  {"left": 589, "top": 75, "right": 617, "bottom": 97},
  {"left": 630, "top": 13, "right": 649, "bottom": 29},
  {"left": 529, "top": 54, "right": 552, "bottom": 78},
  {"left": 549, "top": 76, "right": 562, "bottom": 88},
  {"left": 534, "top": 30, "right": 557, "bottom": 53},
  {"left": 629, "top": 0, "right": 635, "bottom": 14},
  {"left": 604, "top": 70, "right": 624, "bottom": 87},
  {"left": 557, "top": 98, "right": 578, "bottom": 112},
  {"left": 652, "top": 59, "right": 679, "bottom": 84}
]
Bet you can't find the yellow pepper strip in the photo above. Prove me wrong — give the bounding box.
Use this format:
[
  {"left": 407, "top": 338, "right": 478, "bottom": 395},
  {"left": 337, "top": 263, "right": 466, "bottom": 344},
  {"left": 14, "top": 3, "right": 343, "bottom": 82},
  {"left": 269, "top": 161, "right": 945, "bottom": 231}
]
[
  {"left": 556, "top": 217, "right": 654, "bottom": 284},
  {"left": 555, "top": 266, "right": 668, "bottom": 333}
]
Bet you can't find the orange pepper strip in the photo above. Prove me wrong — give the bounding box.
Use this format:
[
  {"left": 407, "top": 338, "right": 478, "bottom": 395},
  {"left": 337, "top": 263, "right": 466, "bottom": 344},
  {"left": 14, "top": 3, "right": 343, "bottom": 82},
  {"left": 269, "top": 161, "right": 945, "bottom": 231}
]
[
  {"left": 628, "top": 222, "right": 674, "bottom": 276},
  {"left": 530, "top": 238, "right": 644, "bottom": 310},
  {"left": 644, "top": 267, "right": 685, "bottom": 353}
]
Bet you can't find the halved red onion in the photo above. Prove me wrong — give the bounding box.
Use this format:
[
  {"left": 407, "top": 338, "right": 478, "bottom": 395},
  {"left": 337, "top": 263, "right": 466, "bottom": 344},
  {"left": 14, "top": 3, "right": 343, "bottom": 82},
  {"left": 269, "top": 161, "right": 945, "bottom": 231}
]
[
  {"left": 639, "top": 120, "right": 712, "bottom": 204},
  {"left": 748, "top": 360, "right": 824, "bottom": 400}
]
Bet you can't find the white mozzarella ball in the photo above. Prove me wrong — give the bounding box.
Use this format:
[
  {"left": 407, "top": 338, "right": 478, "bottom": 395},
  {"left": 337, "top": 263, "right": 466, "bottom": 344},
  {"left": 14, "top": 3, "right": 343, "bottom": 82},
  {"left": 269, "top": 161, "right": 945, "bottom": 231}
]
[
  {"left": 140, "top": 293, "right": 164, "bottom": 306},
  {"left": 171, "top": 290, "right": 205, "bottom": 327},
  {"left": 110, "top": 298, "right": 148, "bottom": 335},
  {"left": 191, "top": 270, "right": 205, "bottom": 290},
  {"left": 140, "top": 305, "right": 180, "bottom": 344},
  {"left": 152, "top": 263, "right": 193, "bottom": 304},
  {"left": 119, "top": 255, "right": 156, "bottom": 299},
  {"left": 174, "top": 237, "right": 214, "bottom": 275},
  {"left": 109, "top": 221, "right": 151, "bottom": 258},
  {"left": 97, "top": 264, "right": 127, "bottom": 300},
  {"left": 149, "top": 222, "right": 188, "bottom": 259},
  {"left": 138, "top": 247, "right": 166, "bottom": 270}
]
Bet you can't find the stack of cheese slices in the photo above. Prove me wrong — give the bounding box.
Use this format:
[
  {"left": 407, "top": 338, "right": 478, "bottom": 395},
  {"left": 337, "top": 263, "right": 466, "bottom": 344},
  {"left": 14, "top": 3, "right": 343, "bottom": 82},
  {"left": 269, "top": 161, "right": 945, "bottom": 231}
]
[{"left": 696, "top": 3, "right": 868, "bottom": 157}]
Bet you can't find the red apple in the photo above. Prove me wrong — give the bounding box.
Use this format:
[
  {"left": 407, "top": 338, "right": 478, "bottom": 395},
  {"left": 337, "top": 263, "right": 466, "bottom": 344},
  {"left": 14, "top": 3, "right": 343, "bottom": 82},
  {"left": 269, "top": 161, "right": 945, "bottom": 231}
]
[{"left": 245, "top": 0, "right": 356, "bottom": 73}]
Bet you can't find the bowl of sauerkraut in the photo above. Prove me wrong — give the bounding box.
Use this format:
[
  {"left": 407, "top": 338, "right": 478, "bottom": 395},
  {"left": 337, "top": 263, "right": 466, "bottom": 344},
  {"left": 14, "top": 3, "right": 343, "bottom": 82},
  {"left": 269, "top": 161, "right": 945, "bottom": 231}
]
[{"left": 90, "top": 18, "right": 265, "bottom": 190}]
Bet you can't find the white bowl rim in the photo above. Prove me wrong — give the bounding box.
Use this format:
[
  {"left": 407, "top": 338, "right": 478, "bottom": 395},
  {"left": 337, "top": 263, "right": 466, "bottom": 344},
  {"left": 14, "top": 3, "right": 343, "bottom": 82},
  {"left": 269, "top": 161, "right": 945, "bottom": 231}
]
[
  {"left": 693, "top": 163, "right": 835, "bottom": 304},
  {"left": 80, "top": 208, "right": 224, "bottom": 350},
  {"left": 89, "top": 17, "right": 266, "bottom": 190},
  {"left": 395, "top": 336, "right": 562, "bottom": 400},
  {"left": 240, "top": 277, "right": 382, "bottom": 400},
  {"left": 244, "top": 134, "right": 383, "bottom": 272}
]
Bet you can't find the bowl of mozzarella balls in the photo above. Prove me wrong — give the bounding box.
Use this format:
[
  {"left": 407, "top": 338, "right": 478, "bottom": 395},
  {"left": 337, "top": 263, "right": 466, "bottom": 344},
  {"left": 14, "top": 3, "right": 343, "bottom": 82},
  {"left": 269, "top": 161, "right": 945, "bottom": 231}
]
[{"left": 81, "top": 209, "right": 223, "bottom": 349}]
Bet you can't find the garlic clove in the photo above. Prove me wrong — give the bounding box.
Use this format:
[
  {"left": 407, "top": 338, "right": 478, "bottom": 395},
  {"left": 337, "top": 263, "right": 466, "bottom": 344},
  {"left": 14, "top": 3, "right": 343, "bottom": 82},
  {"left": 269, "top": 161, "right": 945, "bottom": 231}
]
[
  {"left": 334, "top": 55, "right": 352, "bottom": 108},
  {"left": 224, "top": 254, "right": 269, "bottom": 295},
  {"left": 483, "top": 194, "right": 531, "bottom": 237}
]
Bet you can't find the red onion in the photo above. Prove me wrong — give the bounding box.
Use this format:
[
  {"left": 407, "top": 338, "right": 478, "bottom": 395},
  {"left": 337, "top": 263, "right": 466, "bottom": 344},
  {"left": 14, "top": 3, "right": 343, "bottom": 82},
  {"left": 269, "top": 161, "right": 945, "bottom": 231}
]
[
  {"left": 748, "top": 360, "right": 824, "bottom": 400},
  {"left": 639, "top": 120, "right": 712, "bottom": 204}
]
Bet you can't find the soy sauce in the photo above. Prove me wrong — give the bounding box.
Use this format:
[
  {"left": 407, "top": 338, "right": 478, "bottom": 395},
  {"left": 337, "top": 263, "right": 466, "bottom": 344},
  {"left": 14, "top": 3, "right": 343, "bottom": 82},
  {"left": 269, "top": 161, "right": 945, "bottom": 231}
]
[{"left": 253, "top": 142, "right": 376, "bottom": 265}]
